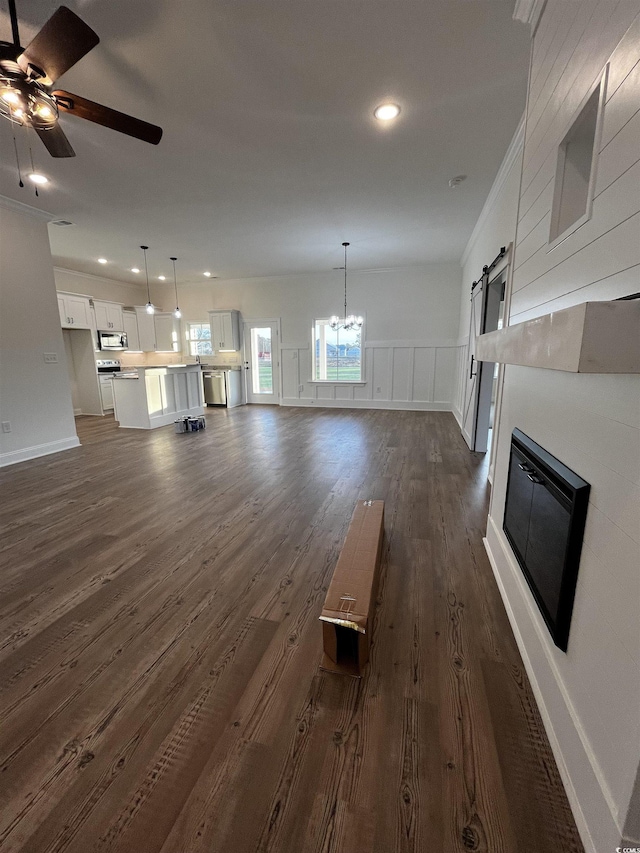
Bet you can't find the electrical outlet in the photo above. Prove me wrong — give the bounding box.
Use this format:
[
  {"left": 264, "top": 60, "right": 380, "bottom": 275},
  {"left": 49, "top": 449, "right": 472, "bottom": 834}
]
[
  {"left": 1, "top": 421, "right": 11, "bottom": 433},
  {"left": 376, "top": 386, "right": 381, "bottom": 393},
  {"left": 44, "top": 352, "right": 58, "bottom": 363},
  {"left": 298, "top": 384, "right": 304, "bottom": 393}
]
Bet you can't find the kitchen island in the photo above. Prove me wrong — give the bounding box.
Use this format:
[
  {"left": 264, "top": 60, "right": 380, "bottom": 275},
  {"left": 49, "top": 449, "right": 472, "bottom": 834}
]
[{"left": 113, "top": 365, "right": 204, "bottom": 429}]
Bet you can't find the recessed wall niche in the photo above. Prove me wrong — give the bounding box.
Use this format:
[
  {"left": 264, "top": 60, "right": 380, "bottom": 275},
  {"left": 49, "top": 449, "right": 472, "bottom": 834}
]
[{"left": 548, "top": 67, "right": 607, "bottom": 246}]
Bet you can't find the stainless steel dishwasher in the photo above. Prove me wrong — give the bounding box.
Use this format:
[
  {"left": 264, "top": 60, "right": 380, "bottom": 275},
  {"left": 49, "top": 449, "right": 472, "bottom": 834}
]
[{"left": 203, "top": 371, "right": 226, "bottom": 406}]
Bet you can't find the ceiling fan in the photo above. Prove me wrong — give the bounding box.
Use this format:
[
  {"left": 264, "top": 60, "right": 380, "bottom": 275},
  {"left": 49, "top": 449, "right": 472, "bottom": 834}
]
[{"left": 0, "top": 1, "right": 162, "bottom": 157}]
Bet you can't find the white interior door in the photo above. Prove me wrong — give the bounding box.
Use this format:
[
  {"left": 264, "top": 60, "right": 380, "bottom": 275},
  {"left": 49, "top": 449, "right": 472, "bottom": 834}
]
[
  {"left": 243, "top": 321, "right": 280, "bottom": 404},
  {"left": 461, "top": 279, "right": 485, "bottom": 450}
]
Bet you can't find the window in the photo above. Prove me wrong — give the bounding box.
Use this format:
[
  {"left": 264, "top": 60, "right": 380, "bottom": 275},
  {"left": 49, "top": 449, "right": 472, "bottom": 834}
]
[
  {"left": 312, "top": 318, "right": 363, "bottom": 382},
  {"left": 549, "top": 70, "right": 606, "bottom": 245},
  {"left": 186, "top": 322, "right": 213, "bottom": 356}
]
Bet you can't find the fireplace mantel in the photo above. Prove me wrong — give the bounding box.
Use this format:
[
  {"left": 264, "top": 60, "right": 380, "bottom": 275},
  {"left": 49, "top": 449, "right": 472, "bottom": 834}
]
[{"left": 476, "top": 300, "right": 640, "bottom": 373}]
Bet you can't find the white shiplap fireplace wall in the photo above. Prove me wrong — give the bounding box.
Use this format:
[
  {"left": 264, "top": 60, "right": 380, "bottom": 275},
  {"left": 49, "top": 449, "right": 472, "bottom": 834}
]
[{"left": 483, "top": 6, "right": 640, "bottom": 853}]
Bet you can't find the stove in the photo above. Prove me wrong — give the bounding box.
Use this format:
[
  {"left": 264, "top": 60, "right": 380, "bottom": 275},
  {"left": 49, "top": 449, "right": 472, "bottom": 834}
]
[{"left": 96, "top": 358, "right": 122, "bottom": 377}]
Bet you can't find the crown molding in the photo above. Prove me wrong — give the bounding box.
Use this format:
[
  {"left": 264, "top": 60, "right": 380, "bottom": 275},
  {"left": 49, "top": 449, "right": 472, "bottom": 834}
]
[
  {"left": 460, "top": 113, "right": 525, "bottom": 269},
  {"left": 0, "top": 194, "right": 55, "bottom": 221},
  {"left": 513, "top": 0, "right": 547, "bottom": 34},
  {"left": 53, "top": 266, "right": 146, "bottom": 290}
]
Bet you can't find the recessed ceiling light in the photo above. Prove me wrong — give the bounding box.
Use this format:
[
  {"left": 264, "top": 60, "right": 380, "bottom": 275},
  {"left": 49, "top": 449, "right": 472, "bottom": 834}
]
[
  {"left": 131, "top": 267, "right": 140, "bottom": 273},
  {"left": 374, "top": 103, "right": 400, "bottom": 121},
  {"left": 203, "top": 271, "right": 212, "bottom": 277},
  {"left": 28, "top": 172, "right": 48, "bottom": 185},
  {"left": 98, "top": 257, "right": 107, "bottom": 264},
  {"left": 158, "top": 275, "right": 166, "bottom": 280}
]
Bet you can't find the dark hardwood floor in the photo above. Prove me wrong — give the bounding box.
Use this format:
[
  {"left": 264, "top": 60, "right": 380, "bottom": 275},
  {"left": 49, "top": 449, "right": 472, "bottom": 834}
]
[{"left": 0, "top": 408, "right": 584, "bottom": 853}]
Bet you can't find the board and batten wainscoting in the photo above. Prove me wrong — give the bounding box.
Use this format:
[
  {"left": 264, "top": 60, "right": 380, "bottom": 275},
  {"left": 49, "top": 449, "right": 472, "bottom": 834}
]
[
  {"left": 452, "top": 336, "right": 470, "bottom": 431},
  {"left": 280, "top": 339, "right": 462, "bottom": 410}
]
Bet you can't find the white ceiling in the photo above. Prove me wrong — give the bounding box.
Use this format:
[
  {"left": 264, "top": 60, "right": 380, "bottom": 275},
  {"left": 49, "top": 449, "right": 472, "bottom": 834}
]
[{"left": 0, "top": 1, "right": 530, "bottom": 283}]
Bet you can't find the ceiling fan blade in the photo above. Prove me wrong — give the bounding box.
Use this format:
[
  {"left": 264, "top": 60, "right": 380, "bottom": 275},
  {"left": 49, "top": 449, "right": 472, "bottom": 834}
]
[
  {"left": 18, "top": 6, "right": 99, "bottom": 85},
  {"left": 35, "top": 123, "right": 75, "bottom": 158},
  {"left": 53, "top": 90, "right": 163, "bottom": 145}
]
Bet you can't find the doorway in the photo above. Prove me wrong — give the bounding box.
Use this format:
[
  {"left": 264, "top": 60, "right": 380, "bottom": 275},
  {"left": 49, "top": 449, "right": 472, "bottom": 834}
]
[
  {"left": 243, "top": 320, "right": 280, "bottom": 404},
  {"left": 461, "top": 267, "right": 506, "bottom": 453}
]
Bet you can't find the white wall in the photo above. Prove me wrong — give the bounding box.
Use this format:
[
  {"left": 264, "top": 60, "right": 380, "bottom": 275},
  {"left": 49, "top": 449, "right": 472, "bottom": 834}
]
[
  {"left": 54, "top": 267, "right": 146, "bottom": 308},
  {"left": 485, "top": 7, "right": 640, "bottom": 853},
  {"left": 160, "top": 264, "right": 463, "bottom": 410},
  {"left": 0, "top": 199, "right": 79, "bottom": 466}
]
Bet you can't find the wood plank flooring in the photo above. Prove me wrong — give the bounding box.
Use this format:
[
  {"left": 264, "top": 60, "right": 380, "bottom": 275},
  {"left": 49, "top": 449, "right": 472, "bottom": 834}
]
[{"left": 0, "top": 408, "right": 584, "bottom": 853}]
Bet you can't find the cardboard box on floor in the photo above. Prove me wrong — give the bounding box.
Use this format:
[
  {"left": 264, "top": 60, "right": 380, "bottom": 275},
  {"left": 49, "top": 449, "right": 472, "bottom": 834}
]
[{"left": 320, "top": 499, "right": 384, "bottom": 678}]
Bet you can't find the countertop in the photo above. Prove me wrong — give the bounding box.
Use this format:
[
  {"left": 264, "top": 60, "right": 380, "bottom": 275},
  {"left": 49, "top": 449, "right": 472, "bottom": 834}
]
[
  {"left": 123, "top": 363, "right": 202, "bottom": 370},
  {"left": 199, "top": 364, "right": 243, "bottom": 371}
]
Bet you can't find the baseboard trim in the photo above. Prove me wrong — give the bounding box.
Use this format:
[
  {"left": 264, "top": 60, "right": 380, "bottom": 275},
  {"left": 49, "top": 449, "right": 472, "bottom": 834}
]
[
  {"left": 451, "top": 404, "right": 463, "bottom": 429},
  {"left": 0, "top": 435, "right": 80, "bottom": 467},
  {"left": 280, "top": 398, "right": 452, "bottom": 412},
  {"left": 484, "top": 515, "right": 623, "bottom": 853}
]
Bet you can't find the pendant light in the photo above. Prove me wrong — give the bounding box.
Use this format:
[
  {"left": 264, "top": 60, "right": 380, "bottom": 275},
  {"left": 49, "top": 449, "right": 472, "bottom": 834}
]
[
  {"left": 140, "top": 245, "right": 154, "bottom": 314},
  {"left": 170, "top": 256, "right": 181, "bottom": 319},
  {"left": 330, "top": 242, "right": 363, "bottom": 332}
]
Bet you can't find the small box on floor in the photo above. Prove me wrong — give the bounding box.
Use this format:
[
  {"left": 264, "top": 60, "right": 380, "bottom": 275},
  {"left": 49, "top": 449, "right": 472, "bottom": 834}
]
[
  {"left": 319, "top": 499, "right": 384, "bottom": 678},
  {"left": 174, "top": 416, "right": 206, "bottom": 433}
]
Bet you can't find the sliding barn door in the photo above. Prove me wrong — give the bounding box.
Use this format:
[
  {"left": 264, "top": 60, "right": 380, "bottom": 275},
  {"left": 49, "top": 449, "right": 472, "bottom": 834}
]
[{"left": 461, "top": 274, "right": 487, "bottom": 451}]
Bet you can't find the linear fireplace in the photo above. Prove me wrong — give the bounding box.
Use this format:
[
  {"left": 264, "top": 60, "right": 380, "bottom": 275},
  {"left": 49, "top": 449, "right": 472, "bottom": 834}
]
[{"left": 503, "top": 429, "right": 590, "bottom": 652}]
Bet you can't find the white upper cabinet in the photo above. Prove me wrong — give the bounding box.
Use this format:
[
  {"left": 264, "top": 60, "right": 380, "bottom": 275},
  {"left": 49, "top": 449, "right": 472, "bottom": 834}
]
[
  {"left": 57, "top": 293, "right": 93, "bottom": 329},
  {"left": 154, "top": 313, "right": 181, "bottom": 352},
  {"left": 94, "top": 300, "right": 124, "bottom": 331},
  {"left": 132, "top": 308, "right": 180, "bottom": 352},
  {"left": 135, "top": 307, "right": 157, "bottom": 352},
  {"left": 208, "top": 310, "right": 240, "bottom": 352},
  {"left": 123, "top": 310, "right": 141, "bottom": 351}
]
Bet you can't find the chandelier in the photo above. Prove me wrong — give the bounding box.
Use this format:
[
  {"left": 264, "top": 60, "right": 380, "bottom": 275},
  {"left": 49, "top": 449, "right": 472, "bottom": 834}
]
[{"left": 330, "top": 242, "right": 363, "bottom": 332}]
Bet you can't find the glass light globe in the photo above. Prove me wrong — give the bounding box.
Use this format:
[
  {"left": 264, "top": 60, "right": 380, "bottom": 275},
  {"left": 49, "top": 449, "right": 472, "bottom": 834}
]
[{"left": 146, "top": 302, "right": 155, "bottom": 315}]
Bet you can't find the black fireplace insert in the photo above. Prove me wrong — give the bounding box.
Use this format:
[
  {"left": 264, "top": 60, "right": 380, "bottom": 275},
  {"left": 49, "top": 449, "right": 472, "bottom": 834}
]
[{"left": 503, "top": 429, "right": 590, "bottom": 652}]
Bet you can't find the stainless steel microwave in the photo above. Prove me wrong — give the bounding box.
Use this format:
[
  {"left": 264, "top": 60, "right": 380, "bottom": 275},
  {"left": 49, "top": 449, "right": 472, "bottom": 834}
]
[{"left": 97, "top": 330, "right": 128, "bottom": 351}]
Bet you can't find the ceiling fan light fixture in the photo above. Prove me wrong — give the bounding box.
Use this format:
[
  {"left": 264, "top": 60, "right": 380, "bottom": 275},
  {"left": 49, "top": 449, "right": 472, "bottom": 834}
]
[
  {"left": 0, "top": 75, "right": 58, "bottom": 128},
  {"left": 1, "top": 88, "right": 21, "bottom": 105},
  {"left": 1, "top": 3, "right": 162, "bottom": 157},
  {"left": 203, "top": 271, "right": 212, "bottom": 278}
]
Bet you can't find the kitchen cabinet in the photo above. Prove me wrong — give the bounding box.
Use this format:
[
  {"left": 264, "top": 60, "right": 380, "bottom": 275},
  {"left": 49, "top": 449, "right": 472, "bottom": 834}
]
[
  {"left": 122, "top": 310, "right": 140, "bottom": 351},
  {"left": 94, "top": 300, "right": 124, "bottom": 331},
  {"left": 57, "top": 293, "right": 92, "bottom": 329},
  {"left": 134, "top": 307, "right": 157, "bottom": 352},
  {"left": 133, "top": 308, "right": 180, "bottom": 352},
  {"left": 99, "top": 376, "right": 114, "bottom": 410},
  {"left": 113, "top": 365, "right": 203, "bottom": 429},
  {"left": 155, "top": 313, "right": 181, "bottom": 352},
  {"left": 208, "top": 310, "right": 240, "bottom": 352}
]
